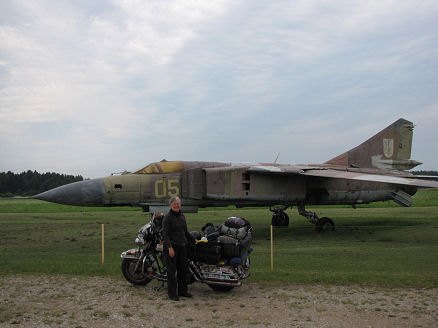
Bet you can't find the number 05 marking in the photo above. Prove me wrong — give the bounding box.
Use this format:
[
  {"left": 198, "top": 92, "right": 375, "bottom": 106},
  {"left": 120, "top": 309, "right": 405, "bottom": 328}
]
[{"left": 154, "top": 179, "right": 180, "bottom": 198}]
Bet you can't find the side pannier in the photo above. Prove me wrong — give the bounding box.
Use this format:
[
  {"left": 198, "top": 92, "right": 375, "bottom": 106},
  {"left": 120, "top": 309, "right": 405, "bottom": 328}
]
[
  {"left": 187, "top": 241, "right": 222, "bottom": 264},
  {"left": 218, "top": 231, "right": 252, "bottom": 258}
]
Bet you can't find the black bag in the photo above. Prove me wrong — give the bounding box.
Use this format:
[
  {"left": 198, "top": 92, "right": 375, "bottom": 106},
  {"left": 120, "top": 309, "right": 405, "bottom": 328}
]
[
  {"left": 218, "top": 235, "right": 240, "bottom": 258},
  {"left": 202, "top": 223, "right": 221, "bottom": 241},
  {"left": 187, "top": 241, "right": 221, "bottom": 264},
  {"left": 218, "top": 232, "right": 252, "bottom": 258}
]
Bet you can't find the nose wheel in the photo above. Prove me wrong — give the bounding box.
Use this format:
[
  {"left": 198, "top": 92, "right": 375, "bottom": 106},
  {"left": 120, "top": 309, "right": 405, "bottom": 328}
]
[{"left": 270, "top": 205, "right": 290, "bottom": 227}]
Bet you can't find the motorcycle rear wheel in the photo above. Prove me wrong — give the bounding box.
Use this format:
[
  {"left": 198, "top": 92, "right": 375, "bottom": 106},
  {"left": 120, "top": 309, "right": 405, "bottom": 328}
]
[{"left": 122, "top": 258, "right": 152, "bottom": 286}]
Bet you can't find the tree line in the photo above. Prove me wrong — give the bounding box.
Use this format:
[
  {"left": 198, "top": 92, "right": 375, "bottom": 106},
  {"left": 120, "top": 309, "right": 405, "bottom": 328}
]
[
  {"left": 0, "top": 170, "right": 83, "bottom": 197},
  {"left": 411, "top": 170, "right": 438, "bottom": 176}
]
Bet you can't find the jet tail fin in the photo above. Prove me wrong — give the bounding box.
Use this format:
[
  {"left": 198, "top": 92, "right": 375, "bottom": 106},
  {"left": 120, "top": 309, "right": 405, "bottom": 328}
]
[{"left": 325, "top": 118, "right": 422, "bottom": 171}]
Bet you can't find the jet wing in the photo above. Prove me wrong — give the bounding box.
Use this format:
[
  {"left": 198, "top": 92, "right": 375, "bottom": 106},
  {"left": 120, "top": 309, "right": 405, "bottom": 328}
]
[
  {"left": 247, "top": 165, "right": 312, "bottom": 175},
  {"left": 301, "top": 169, "right": 438, "bottom": 188},
  {"left": 247, "top": 165, "right": 438, "bottom": 188}
]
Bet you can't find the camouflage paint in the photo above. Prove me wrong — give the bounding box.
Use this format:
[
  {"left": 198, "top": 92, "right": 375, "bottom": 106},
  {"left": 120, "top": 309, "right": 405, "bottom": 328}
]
[{"left": 33, "top": 119, "right": 438, "bottom": 213}]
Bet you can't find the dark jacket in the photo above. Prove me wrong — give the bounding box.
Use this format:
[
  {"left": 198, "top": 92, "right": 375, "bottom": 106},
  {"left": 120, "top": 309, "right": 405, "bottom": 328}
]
[{"left": 162, "top": 210, "right": 194, "bottom": 248}]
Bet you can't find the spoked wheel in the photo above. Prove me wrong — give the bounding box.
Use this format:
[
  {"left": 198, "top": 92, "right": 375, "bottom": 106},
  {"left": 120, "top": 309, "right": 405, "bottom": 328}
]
[
  {"left": 271, "top": 212, "right": 290, "bottom": 227},
  {"left": 208, "top": 284, "right": 234, "bottom": 292},
  {"left": 315, "top": 217, "right": 335, "bottom": 233},
  {"left": 121, "top": 258, "right": 152, "bottom": 286}
]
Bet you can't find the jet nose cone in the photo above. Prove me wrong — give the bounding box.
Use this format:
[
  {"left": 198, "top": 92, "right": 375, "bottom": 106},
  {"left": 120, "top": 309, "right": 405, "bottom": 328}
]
[{"left": 34, "top": 178, "right": 106, "bottom": 206}]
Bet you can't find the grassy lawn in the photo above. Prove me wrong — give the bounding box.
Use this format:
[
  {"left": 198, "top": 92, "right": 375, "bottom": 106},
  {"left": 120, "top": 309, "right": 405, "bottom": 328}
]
[{"left": 1, "top": 189, "right": 437, "bottom": 287}]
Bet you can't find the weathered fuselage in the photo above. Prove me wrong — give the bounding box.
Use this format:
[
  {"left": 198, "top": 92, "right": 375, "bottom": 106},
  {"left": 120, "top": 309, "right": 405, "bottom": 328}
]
[
  {"left": 35, "top": 119, "right": 438, "bottom": 213},
  {"left": 34, "top": 160, "right": 417, "bottom": 213}
]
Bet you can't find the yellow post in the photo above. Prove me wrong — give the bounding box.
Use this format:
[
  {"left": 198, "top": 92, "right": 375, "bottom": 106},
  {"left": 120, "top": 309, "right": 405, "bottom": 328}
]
[
  {"left": 101, "top": 224, "right": 104, "bottom": 265},
  {"left": 270, "top": 224, "right": 274, "bottom": 272}
]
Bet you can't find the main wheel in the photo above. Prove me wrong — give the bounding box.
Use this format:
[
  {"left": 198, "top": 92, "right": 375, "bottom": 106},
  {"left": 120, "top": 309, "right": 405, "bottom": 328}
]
[
  {"left": 121, "top": 258, "right": 153, "bottom": 285},
  {"left": 315, "top": 217, "right": 335, "bottom": 233},
  {"left": 271, "top": 212, "right": 289, "bottom": 227},
  {"left": 208, "top": 284, "right": 234, "bottom": 292}
]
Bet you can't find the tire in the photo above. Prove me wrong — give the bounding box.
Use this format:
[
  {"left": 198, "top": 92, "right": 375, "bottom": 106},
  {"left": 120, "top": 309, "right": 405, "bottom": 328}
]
[
  {"left": 121, "top": 258, "right": 152, "bottom": 286},
  {"left": 315, "top": 217, "right": 335, "bottom": 233},
  {"left": 208, "top": 284, "right": 234, "bottom": 292},
  {"left": 271, "top": 212, "right": 289, "bottom": 227}
]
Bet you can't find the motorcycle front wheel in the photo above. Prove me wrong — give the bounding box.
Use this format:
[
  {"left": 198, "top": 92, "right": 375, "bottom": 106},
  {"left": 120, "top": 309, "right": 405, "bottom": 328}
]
[{"left": 121, "top": 258, "right": 152, "bottom": 286}]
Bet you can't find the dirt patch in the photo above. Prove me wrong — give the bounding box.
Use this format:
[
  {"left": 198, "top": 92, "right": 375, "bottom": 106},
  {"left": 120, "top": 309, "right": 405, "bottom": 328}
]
[{"left": 0, "top": 275, "right": 436, "bottom": 327}]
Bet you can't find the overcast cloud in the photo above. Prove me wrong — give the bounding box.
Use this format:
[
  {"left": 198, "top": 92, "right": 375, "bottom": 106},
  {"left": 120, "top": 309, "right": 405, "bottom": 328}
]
[{"left": 1, "top": 0, "right": 437, "bottom": 178}]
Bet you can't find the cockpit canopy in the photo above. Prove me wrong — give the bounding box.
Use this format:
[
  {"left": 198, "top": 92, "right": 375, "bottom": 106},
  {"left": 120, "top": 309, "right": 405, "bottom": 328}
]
[
  {"left": 134, "top": 160, "right": 230, "bottom": 174},
  {"left": 135, "top": 161, "right": 185, "bottom": 174}
]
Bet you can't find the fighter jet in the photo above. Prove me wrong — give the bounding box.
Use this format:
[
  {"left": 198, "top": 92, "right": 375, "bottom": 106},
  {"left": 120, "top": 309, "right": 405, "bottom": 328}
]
[{"left": 32, "top": 118, "right": 438, "bottom": 231}]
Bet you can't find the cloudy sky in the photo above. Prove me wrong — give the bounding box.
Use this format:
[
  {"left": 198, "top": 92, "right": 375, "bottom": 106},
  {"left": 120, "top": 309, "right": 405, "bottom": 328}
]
[{"left": 1, "top": 0, "right": 437, "bottom": 178}]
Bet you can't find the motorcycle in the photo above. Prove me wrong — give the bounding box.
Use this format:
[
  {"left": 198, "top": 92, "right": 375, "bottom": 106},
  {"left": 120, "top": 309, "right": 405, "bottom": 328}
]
[{"left": 121, "top": 214, "right": 252, "bottom": 292}]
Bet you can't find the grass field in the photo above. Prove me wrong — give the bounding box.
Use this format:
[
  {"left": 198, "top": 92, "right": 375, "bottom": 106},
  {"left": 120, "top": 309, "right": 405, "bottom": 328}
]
[{"left": 1, "top": 189, "right": 438, "bottom": 288}]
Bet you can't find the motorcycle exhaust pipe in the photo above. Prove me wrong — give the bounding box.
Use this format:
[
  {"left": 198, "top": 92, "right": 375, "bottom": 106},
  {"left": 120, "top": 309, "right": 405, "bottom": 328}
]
[{"left": 205, "top": 280, "right": 242, "bottom": 287}]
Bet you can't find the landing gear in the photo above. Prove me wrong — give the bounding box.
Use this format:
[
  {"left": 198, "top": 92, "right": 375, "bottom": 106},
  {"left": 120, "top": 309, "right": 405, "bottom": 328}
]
[
  {"left": 268, "top": 204, "right": 335, "bottom": 232},
  {"left": 315, "top": 217, "right": 335, "bottom": 232},
  {"left": 297, "top": 204, "right": 335, "bottom": 232},
  {"left": 270, "top": 205, "right": 289, "bottom": 226}
]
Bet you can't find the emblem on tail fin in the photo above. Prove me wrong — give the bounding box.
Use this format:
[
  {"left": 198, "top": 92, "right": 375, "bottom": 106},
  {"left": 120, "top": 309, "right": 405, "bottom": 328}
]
[{"left": 383, "top": 139, "right": 394, "bottom": 158}]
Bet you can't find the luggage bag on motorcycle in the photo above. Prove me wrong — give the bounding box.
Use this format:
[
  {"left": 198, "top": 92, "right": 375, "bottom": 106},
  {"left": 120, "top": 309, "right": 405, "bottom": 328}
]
[
  {"left": 187, "top": 241, "right": 221, "bottom": 264},
  {"left": 202, "top": 223, "right": 221, "bottom": 241},
  {"left": 220, "top": 224, "right": 249, "bottom": 240},
  {"left": 224, "top": 216, "right": 251, "bottom": 229},
  {"left": 218, "top": 232, "right": 252, "bottom": 258}
]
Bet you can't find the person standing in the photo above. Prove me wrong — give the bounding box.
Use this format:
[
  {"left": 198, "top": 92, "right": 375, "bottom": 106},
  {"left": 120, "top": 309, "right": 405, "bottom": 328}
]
[{"left": 162, "top": 196, "right": 195, "bottom": 301}]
